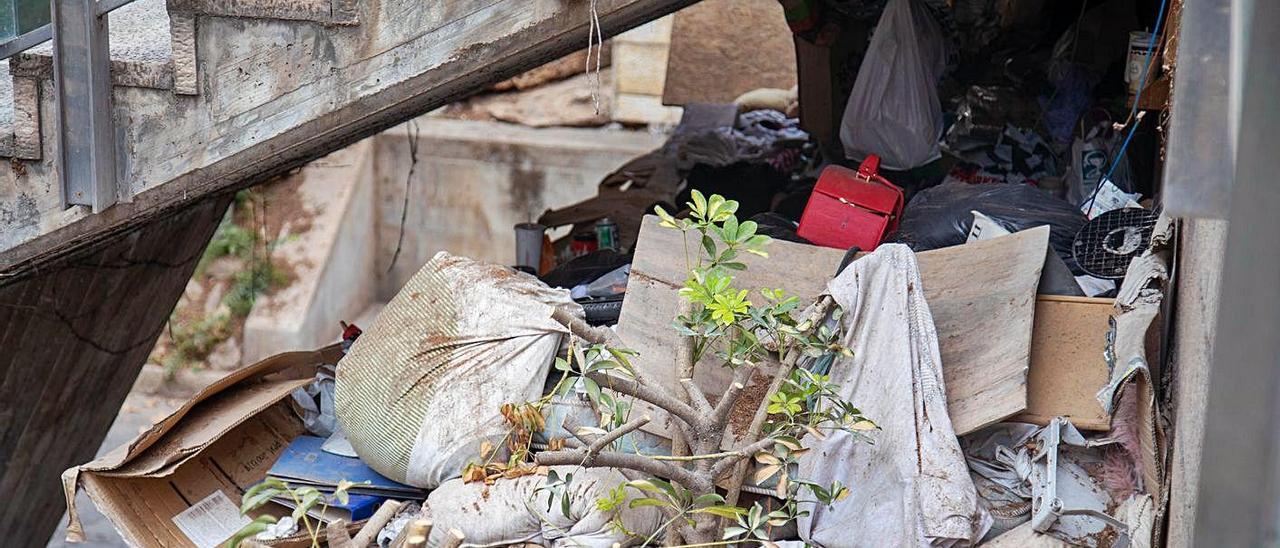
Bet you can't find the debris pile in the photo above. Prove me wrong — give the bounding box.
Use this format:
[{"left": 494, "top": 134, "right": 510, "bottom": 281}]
[{"left": 61, "top": 0, "right": 1181, "bottom": 545}]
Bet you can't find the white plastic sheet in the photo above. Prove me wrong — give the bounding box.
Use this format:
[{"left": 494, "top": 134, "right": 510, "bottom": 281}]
[
  {"left": 839, "top": 0, "right": 948, "bottom": 170},
  {"left": 796, "top": 244, "right": 989, "bottom": 547}
]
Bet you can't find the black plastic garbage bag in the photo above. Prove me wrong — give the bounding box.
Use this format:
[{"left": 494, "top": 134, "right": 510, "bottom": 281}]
[{"left": 893, "top": 182, "right": 1087, "bottom": 273}]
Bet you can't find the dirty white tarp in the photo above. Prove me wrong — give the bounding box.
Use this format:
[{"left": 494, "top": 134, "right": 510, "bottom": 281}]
[
  {"left": 336, "top": 252, "right": 582, "bottom": 489},
  {"left": 796, "top": 244, "right": 989, "bottom": 547}
]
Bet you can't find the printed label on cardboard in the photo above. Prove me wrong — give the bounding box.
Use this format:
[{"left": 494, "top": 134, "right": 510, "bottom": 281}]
[{"left": 171, "top": 490, "right": 251, "bottom": 548}]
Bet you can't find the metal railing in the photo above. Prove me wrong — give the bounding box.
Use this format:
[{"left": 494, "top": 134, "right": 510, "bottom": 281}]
[{"left": 0, "top": 0, "right": 141, "bottom": 213}]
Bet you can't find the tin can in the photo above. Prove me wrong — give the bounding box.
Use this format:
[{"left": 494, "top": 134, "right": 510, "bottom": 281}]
[
  {"left": 595, "top": 217, "right": 619, "bottom": 251},
  {"left": 571, "top": 233, "right": 598, "bottom": 257}
]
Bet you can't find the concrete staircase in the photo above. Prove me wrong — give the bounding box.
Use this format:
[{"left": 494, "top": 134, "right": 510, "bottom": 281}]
[{"left": 0, "top": 0, "right": 696, "bottom": 276}]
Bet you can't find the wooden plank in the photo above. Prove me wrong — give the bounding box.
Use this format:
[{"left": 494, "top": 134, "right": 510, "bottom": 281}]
[
  {"left": 1012, "top": 295, "right": 1114, "bottom": 430},
  {"left": 617, "top": 216, "right": 1047, "bottom": 436},
  {"left": 662, "top": 0, "right": 796, "bottom": 105},
  {"left": 0, "top": 196, "right": 230, "bottom": 546}
]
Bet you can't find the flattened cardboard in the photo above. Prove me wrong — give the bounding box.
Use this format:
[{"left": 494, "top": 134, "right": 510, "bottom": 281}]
[
  {"left": 618, "top": 216, "right": 1047, "bottom": 437},
  {"left": 63, "top": 345, "right": 342, "bottom": 545},
  {"left": 1014, "top": 296, "right": 1114, "bottom": 430}
]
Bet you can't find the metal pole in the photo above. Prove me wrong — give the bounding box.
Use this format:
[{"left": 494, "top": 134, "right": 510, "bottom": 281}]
[
  {"left": 1193, "top": 0, "right": 1280, "bottom": 545},
  {"left": 52, "top": 0, "right": 116, "bottom": 212}
]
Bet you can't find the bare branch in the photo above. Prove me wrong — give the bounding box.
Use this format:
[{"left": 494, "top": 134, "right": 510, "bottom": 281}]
[
  {"left": 552, "top": 307, "right": 625, "bottom": 348},
  {"left": 536, "top": 450, "right": 708, "bottom": 492},
  {"left": 589, "top": 416, "right": 650, "bottom": 452},
  {"left": 586, "top": 371, "right": 701, "bottom": 430},
  {"left": 709, "top": 365, "right": 756, "bottom": 429},
  {"left": 681, "top": 378, "right": 714, "bottom": 416},
  {"left": 711, "top": 437, "right": 779, "bottom": 480}
]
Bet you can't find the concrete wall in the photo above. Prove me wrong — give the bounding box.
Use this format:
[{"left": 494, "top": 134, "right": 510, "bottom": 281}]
[
  {"left": 242, "top": 140, "right": 378, "bottom": 364},
  {"left": 239, "top": 118, "right": 663, "bottom": 357},
  {"left": 1165, "top": 218, "right": 1228, "bottom": 547},
  {"left": 372, "top": 118, "right": 663, "bottom": 299}
]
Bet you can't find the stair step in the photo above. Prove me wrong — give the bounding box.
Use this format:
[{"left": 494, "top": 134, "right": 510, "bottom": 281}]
[{"left": 13, "top": 0, "right": 173, "bottom": 89}]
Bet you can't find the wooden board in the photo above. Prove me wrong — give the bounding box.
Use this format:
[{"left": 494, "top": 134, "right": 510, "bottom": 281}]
[
  {"left": 661, "top": 0, "right": 796, "bottom": 105},
  {"left": 617, "top": 216, "right": 1047, "bottom": 436},
  {"left": 1013, "top": 295, "right": 1115, "bottom": 430}
]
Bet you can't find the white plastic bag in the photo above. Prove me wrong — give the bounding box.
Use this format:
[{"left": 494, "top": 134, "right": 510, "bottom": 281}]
[
  {"left": 1066, "top": 119, "right": 1132, "bottom": 208},
  {"left": 840, "top": 0, "right": 948, "bottom": 170}
]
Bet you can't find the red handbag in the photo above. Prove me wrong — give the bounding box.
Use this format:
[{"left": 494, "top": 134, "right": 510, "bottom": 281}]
[{"left": 797, "top": 155, "right": 904, "bottom": 250}]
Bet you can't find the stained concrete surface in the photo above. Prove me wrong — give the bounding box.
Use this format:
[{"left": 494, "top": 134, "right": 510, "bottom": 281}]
[{"left": 46, "top": 393, "right": 183, "bottom": 547}]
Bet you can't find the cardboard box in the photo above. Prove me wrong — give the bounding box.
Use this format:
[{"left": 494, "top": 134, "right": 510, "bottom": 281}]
[
  {"left": 1015, "top": 295, "right": 1115, "bottom": 430},
  {"left": 63, "top": 345, "right": 345, "bottom": 547}
]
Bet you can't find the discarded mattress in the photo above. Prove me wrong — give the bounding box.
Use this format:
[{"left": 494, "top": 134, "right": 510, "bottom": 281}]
[
  {"left": 795, "top": 244, "right": 990, "bottom": 547},
  {"left": 335, "top": 252, "right": 582, "bottom": 489}
]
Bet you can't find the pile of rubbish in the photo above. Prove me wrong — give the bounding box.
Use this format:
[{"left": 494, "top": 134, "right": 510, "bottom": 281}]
[{"left": 61, "top": 0, "right": 1177, "bottom": 546}]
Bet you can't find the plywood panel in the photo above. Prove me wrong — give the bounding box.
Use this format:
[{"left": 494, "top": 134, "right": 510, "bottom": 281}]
[
  {"left": 1013, "top": 296, "right": 1114, "bottom": 430},
  {"left": 617, "top": 216, "right": 1047, "bottom": 436},
  {"left": 662, "top": 0, "right": 797, "bottom": 105}
]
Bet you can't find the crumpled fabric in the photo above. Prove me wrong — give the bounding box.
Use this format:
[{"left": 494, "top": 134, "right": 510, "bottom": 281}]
[
  {"left": 960, "top": 420, "right": 1133, "bottom": 547},
  {"left": 676, "top": 110, "right": 808, "bottom": 170},
  {"left": 796, "top": 244, "right": 989, "bottom": 547}
]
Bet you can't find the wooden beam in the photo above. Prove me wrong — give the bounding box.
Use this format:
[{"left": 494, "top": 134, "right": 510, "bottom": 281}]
[{"left": 0, "top": 196, "right": 230, "bottom": 546}]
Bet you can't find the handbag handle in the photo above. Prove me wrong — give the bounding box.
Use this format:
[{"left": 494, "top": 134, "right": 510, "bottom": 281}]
[
  {"left": 855, "top": 154, "right": 901, "bottom": 195},
  {"left": 857, "top": 154, "right": 881, "bottom": 179}
]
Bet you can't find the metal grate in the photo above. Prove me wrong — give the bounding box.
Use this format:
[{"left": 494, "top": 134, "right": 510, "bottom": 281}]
[{"left": 1072, "top": 207, "right": 1161, "bottom": 279}]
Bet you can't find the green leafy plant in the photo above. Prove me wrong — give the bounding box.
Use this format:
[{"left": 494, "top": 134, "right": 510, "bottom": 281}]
[
  {"left": 229, "top": 478, "right": 367, "bottom": 548},
  {"left": 520, "top": 191, "right": 876, "bottom": 545},
  {"left": 158, "top": 189, "right": 292, "bottom": 375}
]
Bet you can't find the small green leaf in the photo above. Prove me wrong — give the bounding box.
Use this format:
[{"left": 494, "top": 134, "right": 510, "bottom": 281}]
[
  {"left": 229, "top": 515, "right": 277, "bottom": 548},
  {"left": 690, "top": 190, "right": 708, "bottom": 218},
  {"left": 693, "top": 505, "right": 749, "bottom": 519},
  {"left": 628, "top": 497, "right": 669, "bottom": 509},
  {"left": 694, "top": 493, "right": 726, "bottom": 506},
  {"left": 702, "top": 234, "right": 716, "bottom": 257},
  {"left": 582, "top": 377, "right": 602, "bottom": 404}
]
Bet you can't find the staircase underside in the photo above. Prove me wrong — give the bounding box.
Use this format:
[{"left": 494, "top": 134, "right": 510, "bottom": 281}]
[{"left": 0, "top": 0, "right": 698, "bottom": 277}]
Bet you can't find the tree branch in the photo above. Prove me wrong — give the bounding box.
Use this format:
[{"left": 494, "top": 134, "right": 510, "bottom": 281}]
[
  {"left": 681, "top": 378, "right": 714, "bottom": 416},
  {"left": 709, "top": 364, "right": 756, "bottom": 429},
  {"left": 536, "top": 450, "right": 708, "bottom": 492},
  {"left": 552, "top": 307, "right": 625, "bottom": 348},
  {"left": 589, "top": 416, "right": 650, "bottom": 453},
  {"left": 585, "top": 371, "right": 701, "bottom": 430},
  {"left": 711, "top": 437, "right": 779, "bottom": 480}
]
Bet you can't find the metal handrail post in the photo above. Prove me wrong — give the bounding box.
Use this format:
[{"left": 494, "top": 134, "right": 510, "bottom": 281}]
[{"left": 52, "top": 0, "right": 116, "bottom": 212}]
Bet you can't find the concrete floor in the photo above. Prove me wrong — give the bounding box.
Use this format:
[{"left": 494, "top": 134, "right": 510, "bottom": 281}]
[{"left": 46, "top": 393, "right": 184, "bottom": 547}]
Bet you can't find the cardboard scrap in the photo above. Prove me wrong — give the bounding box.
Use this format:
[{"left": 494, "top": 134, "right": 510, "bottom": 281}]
[
  {"left": 662, "top": 0, "right": 796, "bottom": 105},
  {"left": 62, "top": 345, "right": 342, "bottom": 546},
  {"left": 1014, "top": 296, "right": 1114, "bottom": 430},
  {"left": 617, "top": 216, "right": 1048, "bottom": 437}
]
